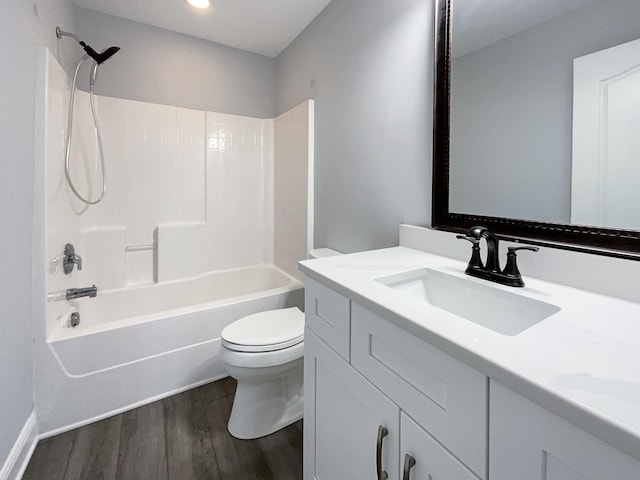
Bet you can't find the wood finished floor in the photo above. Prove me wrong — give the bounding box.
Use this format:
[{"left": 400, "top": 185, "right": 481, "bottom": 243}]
[{"left": 23, "top": 377, "right": 303, "bottom": 480}]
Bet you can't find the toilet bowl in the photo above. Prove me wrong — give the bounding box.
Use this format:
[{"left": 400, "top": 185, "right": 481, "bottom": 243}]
[
  {"left": 220, "top": 307, "right": 305, "bottom": 439},
  {"left": 220, "top": 248, "right": 341, "bottom": 439}
]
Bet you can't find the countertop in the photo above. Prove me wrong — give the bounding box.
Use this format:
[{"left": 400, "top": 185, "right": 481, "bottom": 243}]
[{"left": 299, "top": 246, "right": 640, "bottom": 461}]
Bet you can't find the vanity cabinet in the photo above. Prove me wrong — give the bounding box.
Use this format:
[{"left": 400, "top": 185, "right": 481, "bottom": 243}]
[
  {"left": 304, "top": 275, "right": 640, "bottom": 480},
  {"left": 304, "top": 278, "right": 486, "bottom": 480},
  {"left": 490, "top": 381, "right": 640, "bottom": 480}
]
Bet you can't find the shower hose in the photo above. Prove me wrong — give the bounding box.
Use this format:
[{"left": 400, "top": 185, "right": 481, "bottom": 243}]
[{"left": 64, "top": 54, "right": 107, "bottom": 205}]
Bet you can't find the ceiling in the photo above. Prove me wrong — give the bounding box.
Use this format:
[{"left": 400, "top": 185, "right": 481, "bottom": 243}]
[
  {"left": 453, "top": 0, "right": 601, "bottom": 57},
  {"left": 74, "top": 0, "right": 332, "bottom": 58}
]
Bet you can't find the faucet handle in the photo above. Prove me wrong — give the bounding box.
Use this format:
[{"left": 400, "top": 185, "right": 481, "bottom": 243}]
[
  {"left": 456, "top": 234, "right": 480, "bottom": 244},
  {"left": 508, "top": 246, "right": 540, "bottom": 254},
  {"left": 503, "top": 246, "right": 539, "bottom": 281},
  {"left": 63, "top": 243, "right": 82, "bottom": 274},
  {"left": 456, "top": 235, "right": 484, "bottom": 270}
]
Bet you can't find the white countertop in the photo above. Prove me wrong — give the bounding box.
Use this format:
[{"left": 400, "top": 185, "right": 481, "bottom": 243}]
[{"left": 299, "top": 246, "right": 640, "bottom": 461}]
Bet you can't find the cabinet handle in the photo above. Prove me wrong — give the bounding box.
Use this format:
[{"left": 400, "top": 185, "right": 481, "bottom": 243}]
[
  {"left": 376, "top": 425, "right": 389, "bottom": 480},
  {"left": 402, "top": 454, "right": 416, "bottom": 480}
]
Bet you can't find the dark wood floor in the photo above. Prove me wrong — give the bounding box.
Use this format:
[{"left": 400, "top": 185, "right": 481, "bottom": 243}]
[{"left": 23, "top": 377, "right": 303, "bottom": 480}]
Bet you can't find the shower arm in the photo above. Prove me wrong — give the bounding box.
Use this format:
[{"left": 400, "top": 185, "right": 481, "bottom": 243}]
[
  {"left": 55, "top": 27, "right": 96, "bottom": 59},
  {"left": 56, "top": 27, "right": 83, "bottom": 44}
]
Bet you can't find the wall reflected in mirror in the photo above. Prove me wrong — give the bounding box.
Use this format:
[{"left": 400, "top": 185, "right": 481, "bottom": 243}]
[{"left": 448, "top": 0, "right": 640, "bottom": 230}]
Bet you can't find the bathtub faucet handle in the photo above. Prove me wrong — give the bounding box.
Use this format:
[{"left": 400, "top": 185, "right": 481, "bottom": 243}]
[{"left": 63, "top": 243, "right": 82, "bottom": 274}]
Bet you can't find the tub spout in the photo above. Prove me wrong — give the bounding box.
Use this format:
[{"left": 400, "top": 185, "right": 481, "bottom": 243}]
[{"left": 66, "top": 285, "right": 97, "bottom": 300}]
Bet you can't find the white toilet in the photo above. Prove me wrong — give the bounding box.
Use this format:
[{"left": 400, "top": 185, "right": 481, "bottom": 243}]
[{"left": 220, "top": 248, "right": 340, "bottom": 439}]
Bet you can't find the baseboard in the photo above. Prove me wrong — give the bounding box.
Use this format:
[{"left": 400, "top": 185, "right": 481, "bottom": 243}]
[{"left": 0, "top": 412, "right": 38, "bottom": 480}]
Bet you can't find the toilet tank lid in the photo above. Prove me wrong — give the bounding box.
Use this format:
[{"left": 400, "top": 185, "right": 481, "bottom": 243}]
[
  {"left": 309, "top": 248, "right": 342, "bottom": 259},
  {"left": 221, "top": 307, "right": 304, "bottom": 347}
]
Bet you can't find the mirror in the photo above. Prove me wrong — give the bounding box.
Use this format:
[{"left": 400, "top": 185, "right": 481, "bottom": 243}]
[{"left": 433, "top": 0, "right": 640, "bottom": 257}]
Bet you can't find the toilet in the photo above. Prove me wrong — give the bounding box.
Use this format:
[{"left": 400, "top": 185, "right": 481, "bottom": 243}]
[{"left": 220, "top": 248, "right": 341, "bottom": 439}]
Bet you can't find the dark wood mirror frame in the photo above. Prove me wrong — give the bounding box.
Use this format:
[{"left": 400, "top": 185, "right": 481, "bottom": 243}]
[{"left": 431, "top": 0, "right": 640, "bottom": 260}]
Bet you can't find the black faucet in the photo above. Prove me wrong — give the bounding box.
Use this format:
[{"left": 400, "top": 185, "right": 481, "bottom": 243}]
[{"left": 457, "top": 226, "right": 538, "bottom": 287}]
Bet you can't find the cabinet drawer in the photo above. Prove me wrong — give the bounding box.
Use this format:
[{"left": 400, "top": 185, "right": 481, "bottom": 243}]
[
  {"left": 304, "top": 276, "right": 351, "bottom": 360},
  {"left": 401, "top": 413, "right": 479, "bottom": 480},
  {"left": 351, "top": 303, "right": 487, "bottom": 479},
  {"left": 490, "top": 381, "right": 640, "bottom": 480}
]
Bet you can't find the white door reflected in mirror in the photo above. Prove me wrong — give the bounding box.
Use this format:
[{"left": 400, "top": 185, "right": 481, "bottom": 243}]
[{"left": 572, "top": 37, "right": 640, "bottom": 230}]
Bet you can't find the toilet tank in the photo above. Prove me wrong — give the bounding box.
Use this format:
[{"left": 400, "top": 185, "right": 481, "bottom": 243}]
[{"left": 309, "top": 248, "right": 342, "bottom": 259}]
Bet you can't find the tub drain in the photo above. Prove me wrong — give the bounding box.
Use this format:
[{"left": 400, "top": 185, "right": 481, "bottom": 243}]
[{"left": 70, "top": 312, "right": 80, "bottom": 328}]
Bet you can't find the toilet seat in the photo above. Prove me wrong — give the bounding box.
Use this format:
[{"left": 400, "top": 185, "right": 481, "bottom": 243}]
[
  {"left": 221, "top": 307, "right": 304, "bottom": 353},
  {"left": 221, "top": 341, "right": 304, "bottom": 369}
]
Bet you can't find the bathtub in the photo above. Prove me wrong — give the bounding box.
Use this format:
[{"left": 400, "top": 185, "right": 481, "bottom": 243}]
[{"left": 39, "top": 265, "right": 303, "bottom": 436}]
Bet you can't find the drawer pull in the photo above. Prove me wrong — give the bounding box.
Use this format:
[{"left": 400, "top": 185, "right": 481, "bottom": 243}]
[
  {"left": 376, "top": 425, "right": 389, "bottom": 480},
  {"left": 402, "top": 454, "right": 416, "bottom": 480}
]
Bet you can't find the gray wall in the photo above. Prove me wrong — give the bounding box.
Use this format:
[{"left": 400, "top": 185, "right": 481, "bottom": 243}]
[
  {"left": 0, "top": 0, "right": 77, "bottom": 467},
  {"left": 75, "top": 8, "right": 277, "bottom": 118},
  {"left": 450, "top": 0, "right": 640, "bottom": 223},
  {"left": 276, "top": 0, "right": 433, "bottom": 253}
]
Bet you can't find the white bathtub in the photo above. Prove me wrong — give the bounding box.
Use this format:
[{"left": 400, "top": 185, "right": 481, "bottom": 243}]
[{"left": 39, "top": 265, "right": 303, "bottom": 436}]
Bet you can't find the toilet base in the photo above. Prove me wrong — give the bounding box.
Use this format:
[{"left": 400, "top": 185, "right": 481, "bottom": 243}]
[{"left": 226, "top": 363, "right": 304, "bottom": 439}]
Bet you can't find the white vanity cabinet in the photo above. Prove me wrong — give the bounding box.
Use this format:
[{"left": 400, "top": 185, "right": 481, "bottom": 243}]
[
  {"left": 304, "top": 277, "right": 486, "bottom": 480},
  {"left": 302, "top": 246, "right": 640, "bottom": 480},
  {"left": 490, "top": 381, "right": 640, "bottom": 480},
  {"left": 303, "top": 274, "right": 640, "bottom": 480}
]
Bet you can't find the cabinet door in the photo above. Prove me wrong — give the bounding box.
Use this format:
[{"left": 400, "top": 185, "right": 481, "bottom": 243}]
[
  {"left": 304, "top": 328, "right": 400, "bottom": 480},
  {"left": 490, "top": 381, "right": 640, "bottom": 480},
  {"left": 400, "top": 413, "right": 480, "bottom": 480}
]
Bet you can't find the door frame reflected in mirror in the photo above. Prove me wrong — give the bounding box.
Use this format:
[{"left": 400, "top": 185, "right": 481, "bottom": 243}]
[{"left": 431, "top": 0, "right": 640, "bottom": 259}]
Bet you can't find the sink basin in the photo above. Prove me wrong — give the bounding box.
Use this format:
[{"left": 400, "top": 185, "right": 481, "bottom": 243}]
[{"left": 376, "top": 268, "right": 560, "bottom": 336}]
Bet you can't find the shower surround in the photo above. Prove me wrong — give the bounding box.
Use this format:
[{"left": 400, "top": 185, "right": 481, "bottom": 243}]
[{"left": 34, "top": 49, "right": 313, "bottom": 435}]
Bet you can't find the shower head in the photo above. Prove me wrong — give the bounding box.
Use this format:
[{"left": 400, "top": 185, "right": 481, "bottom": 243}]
[
  {"left": 56, "top": 27, "right": 120, "bottom": 65},
  {"left": 88, "top": 47, "right": 121, "bottom": 87},
  {"left": 83, "top": 45, "right": 120, "bottom": 65}
]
